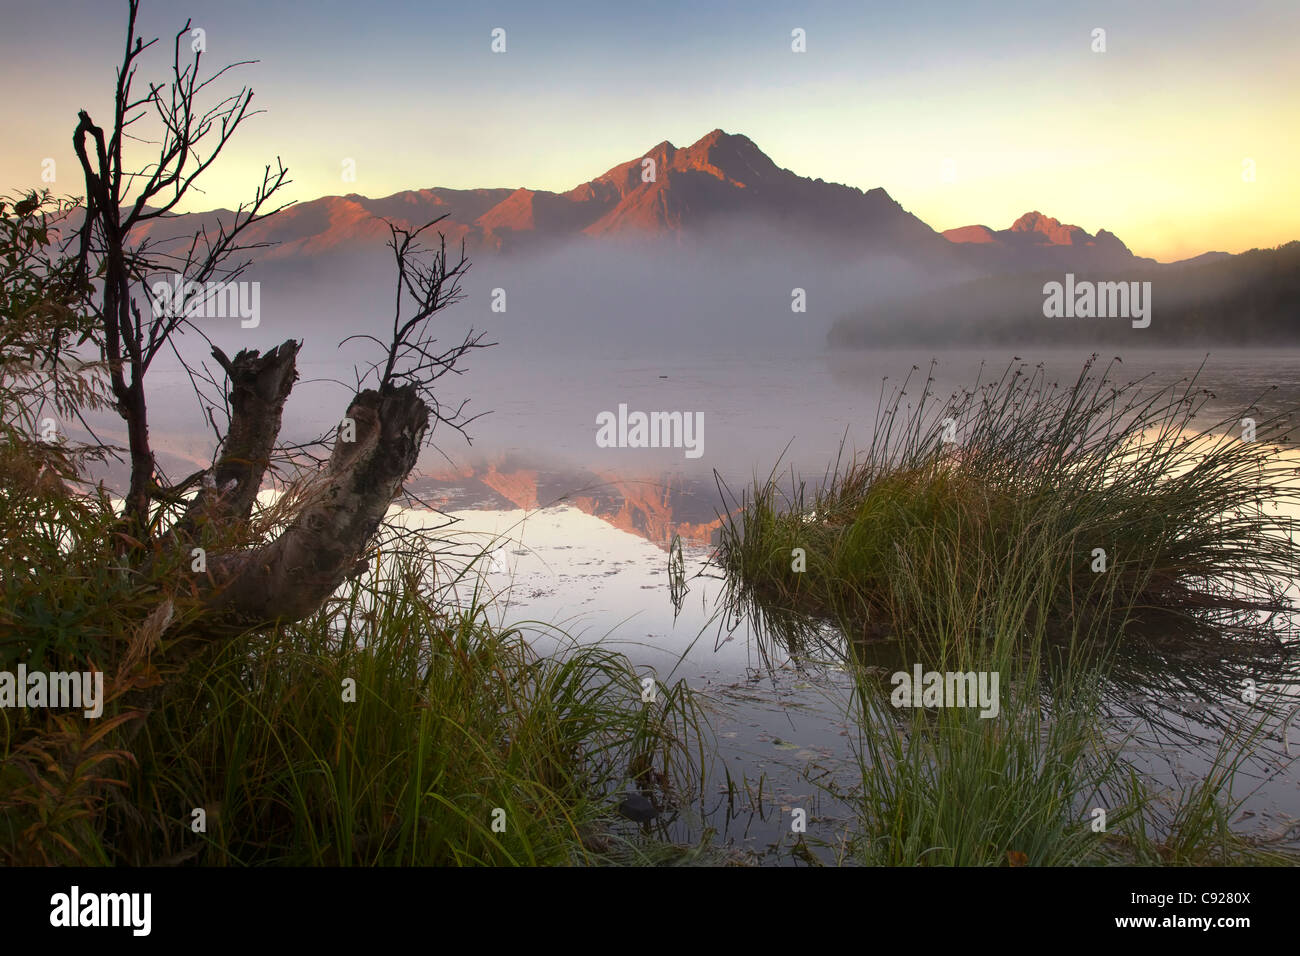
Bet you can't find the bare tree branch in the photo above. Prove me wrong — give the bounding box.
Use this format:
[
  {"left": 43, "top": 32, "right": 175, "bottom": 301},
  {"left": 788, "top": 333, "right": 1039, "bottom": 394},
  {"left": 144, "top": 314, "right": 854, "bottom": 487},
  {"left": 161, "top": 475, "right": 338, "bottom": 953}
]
[{"left": 72, "top": 0, "right": 292, "bottom": 531}]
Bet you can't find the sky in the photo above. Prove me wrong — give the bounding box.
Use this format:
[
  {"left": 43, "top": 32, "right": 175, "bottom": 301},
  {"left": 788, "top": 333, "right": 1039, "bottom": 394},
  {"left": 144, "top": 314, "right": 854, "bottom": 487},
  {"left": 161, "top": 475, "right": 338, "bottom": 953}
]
[{"left": 1, "top": 0, "right": 1296, "bottom": 262}]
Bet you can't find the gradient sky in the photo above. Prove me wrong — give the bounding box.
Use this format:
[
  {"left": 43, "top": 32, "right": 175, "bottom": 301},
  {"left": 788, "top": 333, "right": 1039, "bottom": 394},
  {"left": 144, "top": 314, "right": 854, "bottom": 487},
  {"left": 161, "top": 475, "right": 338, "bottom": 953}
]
[{"left": 2, "top": 0, "right": 1296, "bottom": 261}]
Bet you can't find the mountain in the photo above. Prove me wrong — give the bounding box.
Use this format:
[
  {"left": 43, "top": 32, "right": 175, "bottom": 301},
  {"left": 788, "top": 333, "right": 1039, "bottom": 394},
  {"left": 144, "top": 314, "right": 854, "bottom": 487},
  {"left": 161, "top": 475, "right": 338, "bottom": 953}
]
[
  {"left": 942, "top": 211, "right": 1155, "bottom": 273},
  {"left": 114, "top": 128, "right": 1180, "bottom": 304},
  {"left": 563, "top": 129, "right": 946, "bottom": 255},
  {"left": 1166, "top": 250, "right": 1234, "bottom": 269},
  {"left": 123, "top": 130, "right": 973, "bottom": 270}
]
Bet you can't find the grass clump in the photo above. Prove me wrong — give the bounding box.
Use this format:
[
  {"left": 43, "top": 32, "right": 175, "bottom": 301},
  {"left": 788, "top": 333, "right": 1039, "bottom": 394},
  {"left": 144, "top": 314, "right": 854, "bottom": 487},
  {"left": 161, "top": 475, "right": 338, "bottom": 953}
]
[
  {"left": 719, "top": 355, "right": 1299, "bottom": 663},
  {"left": 718, "top": 354, "right": 1300, "bottom": 866},
  {"left": 848, "top": 677, "right": 1125, "bottom": 867},
  {"left": 844, "top": 630, "right": 1298, "bottom": 867}
]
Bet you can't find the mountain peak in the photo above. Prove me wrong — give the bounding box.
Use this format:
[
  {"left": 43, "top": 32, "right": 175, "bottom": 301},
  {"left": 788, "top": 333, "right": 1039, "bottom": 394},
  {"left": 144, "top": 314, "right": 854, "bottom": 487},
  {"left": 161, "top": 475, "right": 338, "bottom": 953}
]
[
  {"left": 943, "top": 224, "right": 999, "bottom": 245},
  {"left": 1010, "top": 210, "right": 1087, "bottom": 245},
  {"left": 943, "top": 210, "right": 1147, "bottom": 270},
  {"left": 1011, "top": 210, "right": 1056, "bottom": 232},
  {"left": 690, "top": 128, "right": 742, "bottom": 148},
  {"left": 677, "top": 128, "right": 779, "bottom": 187}
]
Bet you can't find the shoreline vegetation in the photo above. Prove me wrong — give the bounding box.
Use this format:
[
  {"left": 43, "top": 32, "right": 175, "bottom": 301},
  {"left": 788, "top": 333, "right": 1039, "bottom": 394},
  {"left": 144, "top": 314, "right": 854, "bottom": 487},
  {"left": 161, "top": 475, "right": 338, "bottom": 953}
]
[
  {"left": 1, "top": 525, "right": 711, "bottom": 865},
  {"left": 6, "top": 349, "right": 1300, "bottom": 864},
  {"left": 713, "top": 356, "right": 1300, "bottom": 864}
]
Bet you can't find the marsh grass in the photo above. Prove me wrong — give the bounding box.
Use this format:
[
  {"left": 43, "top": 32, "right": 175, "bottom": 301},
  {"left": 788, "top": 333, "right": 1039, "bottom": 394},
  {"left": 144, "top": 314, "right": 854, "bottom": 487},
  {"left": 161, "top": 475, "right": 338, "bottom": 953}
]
[
  {"left": 121, "top": 558, "right": 703, "bottom": 866},
  {"left": 837, "top": 535, "right": 1131, "bottom": 867},
  {"left": 846, "top": 674, "right": 1125, "bottom": 866},
  {"left": 834, "top": 544, "right": 1297, "bottom": 867},
  {"left": 0, "top": 491, "right": 710, "bottom": 865},
  {"left": 716, "top": 355, "right": 1300, "bottom": 865},
  {"left": 717, "top": 355, "right": 1300, "bottom": 708},
  {"left": 1111, "top": 707, "right": 1300, "bottom": 866},
  {"left": 841, "top": 652, "right": 1299, "bottom": 866}
]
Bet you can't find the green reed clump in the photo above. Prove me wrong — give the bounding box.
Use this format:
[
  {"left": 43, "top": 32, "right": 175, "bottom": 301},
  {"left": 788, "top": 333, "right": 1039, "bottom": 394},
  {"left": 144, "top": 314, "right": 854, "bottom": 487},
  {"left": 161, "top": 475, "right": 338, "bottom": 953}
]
[
  {"left": 849, "top": 680, "right": 1123, "bottom": 866},
  {"left": 839, "top": 557, "right": 1298, "bottom": 867},
  {"left": 838, "top": 533, "right": 1119, "bottom": 866},
  {"left": 846, "top": 655, "right": 1298, "bottom": 867},
  {"left": 719, "top": 354, "right": 1300, "bottom": 866},
  {"left": 718, "top": 355, "right": 1299, "bottom": 662}
]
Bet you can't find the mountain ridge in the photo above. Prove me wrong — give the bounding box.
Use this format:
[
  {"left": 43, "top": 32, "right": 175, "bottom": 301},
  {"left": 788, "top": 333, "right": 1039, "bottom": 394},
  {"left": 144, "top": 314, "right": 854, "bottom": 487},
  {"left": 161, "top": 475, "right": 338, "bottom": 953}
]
[{"left": 125, "top": 129, "right": 1178, "bottom": 274}]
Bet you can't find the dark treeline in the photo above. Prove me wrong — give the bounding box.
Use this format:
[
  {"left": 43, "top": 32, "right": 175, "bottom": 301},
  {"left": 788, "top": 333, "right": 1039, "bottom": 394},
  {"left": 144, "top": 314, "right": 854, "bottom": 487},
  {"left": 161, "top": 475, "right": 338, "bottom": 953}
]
[{"left": 829, "top": 241, "right": 1300, "bottom": 348}]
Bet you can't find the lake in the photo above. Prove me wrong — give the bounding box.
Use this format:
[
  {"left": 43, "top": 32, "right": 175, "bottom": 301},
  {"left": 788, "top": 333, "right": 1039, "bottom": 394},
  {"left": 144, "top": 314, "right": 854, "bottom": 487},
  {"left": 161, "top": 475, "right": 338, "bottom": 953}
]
[
  {"left": 348, "top": 348, "right": 1300, "bottom": 858},
  {"left": 120, "top": 346, "right": 1300, "bottom": 861}
]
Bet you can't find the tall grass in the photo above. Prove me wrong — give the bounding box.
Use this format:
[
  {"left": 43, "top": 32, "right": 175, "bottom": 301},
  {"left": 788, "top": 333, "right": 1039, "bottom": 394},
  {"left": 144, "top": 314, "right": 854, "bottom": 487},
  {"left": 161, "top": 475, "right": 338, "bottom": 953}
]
[
  {"left": 843, "top": 645, "right": 1297, "bottom": 866},
  {"left": 717, "top": 356, "right": 1299, "bottom": 701},
  {"left": 1, "top": 488, "right": 709, "bottom": 865},
  {"left": 840, "top": 508, "right": 1133, "bottom": 867},
  {"left": 848, "top": 674, "right": 1126, "bottom": 866},
  {"left": 716, "top": 355, "right": 1300, "bottom": 865}
]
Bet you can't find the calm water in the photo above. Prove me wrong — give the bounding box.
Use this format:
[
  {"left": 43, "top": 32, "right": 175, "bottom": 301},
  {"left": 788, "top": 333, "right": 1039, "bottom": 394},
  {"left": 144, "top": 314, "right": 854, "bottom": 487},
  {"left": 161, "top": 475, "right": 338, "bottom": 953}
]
[{"left": 116, "top": 347, "right": 1300, "bottom": 861}]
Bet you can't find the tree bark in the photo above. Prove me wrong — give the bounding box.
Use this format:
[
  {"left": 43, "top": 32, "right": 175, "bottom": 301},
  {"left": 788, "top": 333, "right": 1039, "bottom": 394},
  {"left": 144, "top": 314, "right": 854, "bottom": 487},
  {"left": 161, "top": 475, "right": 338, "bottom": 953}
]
[
  {"left": 176, "top": 340, "right": 300, "bottom": 535},
  {"left": 183, "top": 384, "right": 427, "bottom": 644}
]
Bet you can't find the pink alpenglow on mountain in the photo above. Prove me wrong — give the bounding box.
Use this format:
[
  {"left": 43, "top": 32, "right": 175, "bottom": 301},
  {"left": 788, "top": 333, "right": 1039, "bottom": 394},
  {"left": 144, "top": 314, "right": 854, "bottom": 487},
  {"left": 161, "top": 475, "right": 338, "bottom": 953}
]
[
  {"left": 124, "top": 133, "right": 1150, "bottom": 277},
  {"left": 942, "top": 211, "right": 1149, "bottom": 272}
]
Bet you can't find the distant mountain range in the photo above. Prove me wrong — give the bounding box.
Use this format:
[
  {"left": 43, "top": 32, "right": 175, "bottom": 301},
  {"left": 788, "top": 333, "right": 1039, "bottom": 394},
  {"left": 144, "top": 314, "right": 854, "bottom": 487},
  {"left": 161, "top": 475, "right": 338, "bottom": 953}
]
[
  {"left": 129, "top": 129, "right": 1192, "bottom": 276},
  {"left": 115, "top": 128, "right": 1300, "bottom": 349}
]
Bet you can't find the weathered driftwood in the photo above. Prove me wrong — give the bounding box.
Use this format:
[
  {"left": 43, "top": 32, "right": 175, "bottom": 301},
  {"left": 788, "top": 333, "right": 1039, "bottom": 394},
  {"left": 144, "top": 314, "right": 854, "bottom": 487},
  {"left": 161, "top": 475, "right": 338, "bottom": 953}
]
[
  {"left": 160, "top": 337, "right": 427, "bottom": 653},
  {"left": 194, "top": 382, "right": 427, "bottom": 633}
]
